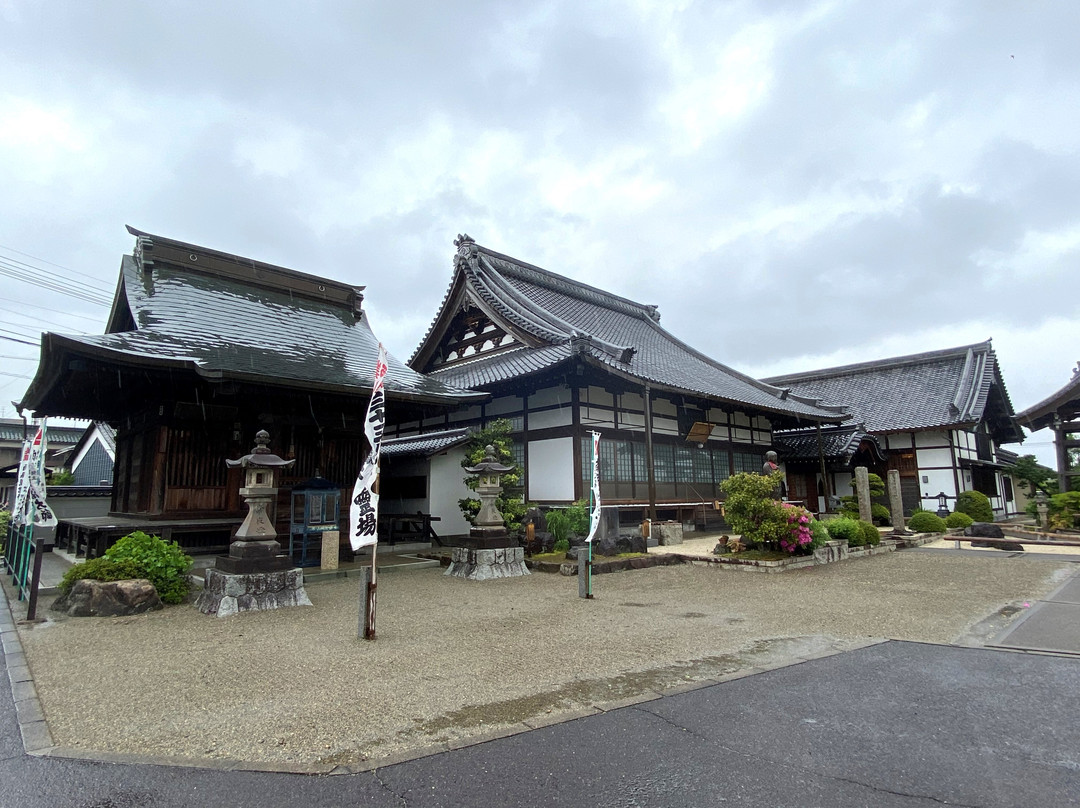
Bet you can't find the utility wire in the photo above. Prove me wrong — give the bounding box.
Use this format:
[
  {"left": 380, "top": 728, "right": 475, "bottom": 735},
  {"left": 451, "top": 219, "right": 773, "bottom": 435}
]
[
  {"left": 0, "top": 298, "right": 103, "bottom": 323},
  {"left": 0, "top": 242, "right": 114, "bottom": 288},
  {"left": 0, "top": 256, "right": 113, "bottom": 306},
  {"left": 0, "top": 335, "right": 38, "bottom": 347}
]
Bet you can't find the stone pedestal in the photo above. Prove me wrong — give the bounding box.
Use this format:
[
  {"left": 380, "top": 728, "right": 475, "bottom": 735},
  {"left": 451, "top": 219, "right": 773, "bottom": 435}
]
[
  {"left": 196, "top": 568, "right": 312, "bottom": 618},
  {"left": 654, "top": 520, "right": 684, "bottom": 546},
  {"left": 444, "top": 546, "right": 530, "bottom": 580}
]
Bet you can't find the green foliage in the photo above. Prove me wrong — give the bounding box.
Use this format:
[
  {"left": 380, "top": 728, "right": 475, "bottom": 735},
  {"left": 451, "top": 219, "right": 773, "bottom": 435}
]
[
  {"left": 808, "top": 519, "right": 830, "bottom": 550},
  {"left": 955, "top": 490, "right": 994, "bottom": 523},
  {"left": 546, "top": 510, "right": 571, "bottom": 544},
  {"left": 871, "top": 503, "right": 891, "bottom": 526},
  {"left": 858, "top": 520, "right": 881, "bottom": 546},
  {"left": 1011, "top": 454, "right": 1057, "bottom": 498},
  {"left": 908, "top": 511, "right": 947, "bottom": 533},
  {"left": 824, "top": 517, "right": 861, "bottom": 544},
  {"left": 103, "top": 531, "right": 193, "bottom": 604},
  {"left": 1047, "top": 491, "right": 1080, "bottom": 530},
  {"left": 458, "top": 419, "right": 529, "bottom": 531},
  {"left": 720, "top": 472, "right": 788, "bottom": 548},
  {"left": 552, "top": 538, "right": 570, "bottom": 554},
  {"left": 849, "top": 473, "right": 886, "bottom": 497},
  {"left": 59, "top": 557, "right": 143, "bottom": 594},
  {"left": 564, "top": 500, "right": 591, "bottom": 536},
  {"left": 49, "top": 470, "right": 75, "bottom": 485},
  {"left": 0, "top": 509, "right": 10, "bottom": 542},
  {"left": 945, "top": 511, "right": 974, "bottom": 529}
]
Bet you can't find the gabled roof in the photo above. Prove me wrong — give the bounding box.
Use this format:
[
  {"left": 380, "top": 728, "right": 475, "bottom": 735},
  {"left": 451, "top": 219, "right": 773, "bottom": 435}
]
[
  {"left": 410, "top": 236, "right": 846, "bottom": 426},
  {"left": 0, "top": 418, "right": 83, "bottom": 446},
  {"left": 19, "top": 228, "right": 485, "bottom": 417},
  {"left": 382, "top": 427, "right": 471, "bottom": 458},
  {"left": 1016, "top": 362, "right": 1080, "bottom": 432},
  {"left": 764, "top": 341, "right": 1023, "bottom": 442}
]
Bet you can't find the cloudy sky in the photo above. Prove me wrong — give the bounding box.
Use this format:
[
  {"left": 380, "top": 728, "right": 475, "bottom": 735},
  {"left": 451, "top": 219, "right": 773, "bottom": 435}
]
[{"left": 1, "top": 1, "right": 1077, "bottom": 465}]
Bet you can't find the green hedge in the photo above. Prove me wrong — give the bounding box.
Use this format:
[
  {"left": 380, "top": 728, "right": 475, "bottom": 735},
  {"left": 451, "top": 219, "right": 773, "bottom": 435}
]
[
  {"left": 945, "top": 511, "right": 974, "bottom": 529},
  {"left": 955, "top": 490, "right": 994, "bottom": 523},
  {"left": 60, "top": 531, "right": 193, "bottom": 605},
  {"left": 908, "top": 511, "right": 947, "bottom": 533}
]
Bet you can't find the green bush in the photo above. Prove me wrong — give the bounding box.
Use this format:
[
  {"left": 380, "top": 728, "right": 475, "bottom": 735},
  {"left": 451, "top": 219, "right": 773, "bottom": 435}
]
[
  {"left": 103, "top": 531, "right": 193, "bottom": 604},
  {"left": 908, "top": 511, "right": 947, "bottom": 533},
  {"left": 824, "top": 517, "right": 861, "bottom": 544},
  {"left": 720, "top": 472, "right": 788, "bottom": 548},
  {"left": 59, "top": 557, "right": 143, "bottom": 594},
  {"left": 955, "top": 490, "right": 994, "bottom": 523},
  {"left": 546, "top": 510, "right": 571, "bottom": 545},
  {"left": 858, "top": 520, "right": 881, "bottom": 546},
  {"left": 1047, "top": 491, "right": 1080, "bottom": 530},
  {"left": 945, "top": 511, "right": 974, "bottom": 529},
  {"left": 808, "top": 519, "right": 830, "bottom": 550},
  {"left": 871, "top": 503, "right": 891, "bottom": 526},
  {"left": 552, "top": 538, "right": 570, "bottom": 554}
]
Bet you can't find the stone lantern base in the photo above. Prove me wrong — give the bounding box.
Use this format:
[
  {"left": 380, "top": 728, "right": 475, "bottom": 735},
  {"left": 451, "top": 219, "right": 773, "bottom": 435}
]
[
  {"left": 444, "top": 546, "right": 530, "bottom": 580},
  {"left": 196, "top": 568, "right": 312, "bottom": 618}
]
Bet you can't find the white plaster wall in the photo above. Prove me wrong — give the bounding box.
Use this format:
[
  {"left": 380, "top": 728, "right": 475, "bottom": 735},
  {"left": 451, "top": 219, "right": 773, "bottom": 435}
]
[
  {"left": 530, "top": 408, "right": 573, "bottom": 430},
  {"left": 919, "top": 469, "right": 957, "bottom": 509},
  {"left": 915, "top": 430, "right": 949, "bottom": 448},
  {"left": 428, "top": 450, "right": 474, "bottom": 538},
  {"left": 530, "top": 387, "right": 571, "bottom": 408},
  {"left": 586, "top": 386, "right": 614, "bottom": 406},
  {"left": 487, "top": 395, "right": 522, "bottom": 415},
  {"left": 652, "top": 397, "right": 677, "bottom": 417},
  {"left": 887, "top": 434, "right": 913, "bottom": 450},
  {"left": 653, "top": 416, "right": 680, "bottom": 436},
  {"left": 528, "top": 437, "right": 576, "bottom": 501},
  {"left": 916, "top": 447, "right": 953, "bottom": 469}
]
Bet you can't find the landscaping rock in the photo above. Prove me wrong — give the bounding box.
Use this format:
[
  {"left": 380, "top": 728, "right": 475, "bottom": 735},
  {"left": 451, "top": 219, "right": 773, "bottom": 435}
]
[
  {"left": 592, "top": 534, "right": 647, "bottom": 556},
  {"left": 51, "top": 579, "right": 163, "bottom": 617},
  {"left": 964, "top": 522, "right": 1006, "bottom": 539}
]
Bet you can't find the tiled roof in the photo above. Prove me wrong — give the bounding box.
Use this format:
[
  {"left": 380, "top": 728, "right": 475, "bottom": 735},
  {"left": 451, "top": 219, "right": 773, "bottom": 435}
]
[
  {"left": 1016, "top": 362, "right": 1080, "bottom": 431},
  {"left": 382, "top": 428, "right": 471, "bottom": 458},
  {"left": 20, "top": 229, "right": 485, "bottom": 413},
  {"left": 0, "top": 419, "right": 83, "bottom": 445},
  {"left": 772, "top": 426, "right": 874, "bottom": 461},
  {"left": 764, "top": 341, "right": 1021, "bottom": 439},
  {"left": 415, "top": 237, "right": 846, "bottom": 425}
]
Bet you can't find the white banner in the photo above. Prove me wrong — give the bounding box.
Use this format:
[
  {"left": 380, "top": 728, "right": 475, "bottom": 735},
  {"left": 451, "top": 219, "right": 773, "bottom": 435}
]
[
  {"left": 14, "top": 423, "right": 57, "bottom": 528},
  {"left": 585, "top": 431, "right": 601, "bottom": 543},
  {"left": 350, "top": 344, "right": 388, "bottom": 550}
]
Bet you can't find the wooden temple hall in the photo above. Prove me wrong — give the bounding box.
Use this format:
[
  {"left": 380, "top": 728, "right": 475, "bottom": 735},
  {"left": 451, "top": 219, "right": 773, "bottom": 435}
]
[{"left": 18, "top": 227, "right": 484, "bottom": 560}]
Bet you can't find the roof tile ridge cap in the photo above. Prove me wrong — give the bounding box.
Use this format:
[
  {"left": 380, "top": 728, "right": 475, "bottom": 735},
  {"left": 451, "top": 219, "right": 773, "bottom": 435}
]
[
  {"left": 478, "top": 245, "right": 661, "bottom": 322},
  {"left": 426, "top": 343, "right": 555, "bottom": 376},
  {"left": 764, "top": 341, "right": 988, "bottom": 384},
  {"left": 467, "top": 261, "right": 566, "bottom": 343},
  {"left": 637, "top": 317, "right": 846, "bottom": 417}
]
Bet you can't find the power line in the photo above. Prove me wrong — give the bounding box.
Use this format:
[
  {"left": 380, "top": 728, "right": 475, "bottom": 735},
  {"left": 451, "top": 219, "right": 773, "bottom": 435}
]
[
  {"left": 0, "top": 335, "right": 38, "bottom": 347},
  {"left": 0, "top": 298, "right": 103, "bottom": 323},
  {"left": 0, "top": 355, "right": 36, "bottom": 360},
  {"left": 0, "top": 256, "right": 113, "bottom": 306},
  {"left": 0, "top": 242, "right": 115, "bottom": 288}
]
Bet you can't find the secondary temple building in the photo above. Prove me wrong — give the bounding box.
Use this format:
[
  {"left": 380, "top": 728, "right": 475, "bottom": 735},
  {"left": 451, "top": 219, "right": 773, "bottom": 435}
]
[
  {"left": 383, "top": 235, "right": 847, "bottom": 536},
  {"left": 18, "top": 227, "right": 483, "bottom": 557},
  {"left": 764, "top": 341, "right": 1024, "bottom": 518}
]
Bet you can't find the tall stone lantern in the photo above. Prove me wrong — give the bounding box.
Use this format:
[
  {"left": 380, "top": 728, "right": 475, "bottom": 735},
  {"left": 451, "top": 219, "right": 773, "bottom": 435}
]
[
  {"left": 445, "top": 444, "right": 529, "bottom": 580},
  {"left": 196, "top": 430, "right": 312, "bottom": 617}
]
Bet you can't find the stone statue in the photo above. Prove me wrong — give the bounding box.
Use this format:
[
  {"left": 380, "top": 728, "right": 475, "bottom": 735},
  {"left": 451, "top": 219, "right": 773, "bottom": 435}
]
[{"left": 761, "top": 450, "right": 787, "bottom": 499}]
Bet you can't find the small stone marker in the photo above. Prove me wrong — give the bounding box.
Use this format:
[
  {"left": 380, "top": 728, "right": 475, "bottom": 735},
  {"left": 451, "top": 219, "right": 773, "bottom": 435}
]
[
  {"left": 577, "top": 546, "right": 592, "bottom": 599},
  {"left": 855, "top": 466, "right": 873, "bottom": 523},
  {"left": 886, "top": 470, "right": 906, "bottom": 533},
  {"left": 320, "top": 531, "right": 340, "bottom": 571}
]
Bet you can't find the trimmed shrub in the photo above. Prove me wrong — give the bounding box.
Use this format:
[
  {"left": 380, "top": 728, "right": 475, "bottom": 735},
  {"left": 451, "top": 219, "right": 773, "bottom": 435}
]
[
  {"left": 945, "top": 511, "right": 974, "bottom": 529},
  {"left": 824, "top": 517, "right": 861, "bottom": 545},
  {"left": 955, "top": 490, "right": 994, "bottom": 523},
  {"left": 908, "top": 511, "right": 947, "bottom": 533},
  {"left": 720, "top": 472, "right": 789, "bottom": 548},
  {"left": 858, "top": 520, "right": 881, "bottom": 546},
  {"left": 871, "top": 503, "right": 891, "bottom": 526},
  {"left": 59, "top": 557, "right": 143, "bottom": 594},
  {"left": 552, "top": 537, "right": 570, "bottom": 555},
  {"left": 103, "top": 531, "right": 193, "bottom": 605}
]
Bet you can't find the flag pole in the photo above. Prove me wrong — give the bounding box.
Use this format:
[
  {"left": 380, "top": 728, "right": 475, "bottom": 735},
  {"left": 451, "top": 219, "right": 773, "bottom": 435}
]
[{"left": 352, "top": 344, "right": 388, "bottom": 640}]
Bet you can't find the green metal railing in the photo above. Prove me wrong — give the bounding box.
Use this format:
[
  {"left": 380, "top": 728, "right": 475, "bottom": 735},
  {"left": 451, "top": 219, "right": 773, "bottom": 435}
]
[{"left": 4, "top": 522, "right": 45, "bottom": 620}]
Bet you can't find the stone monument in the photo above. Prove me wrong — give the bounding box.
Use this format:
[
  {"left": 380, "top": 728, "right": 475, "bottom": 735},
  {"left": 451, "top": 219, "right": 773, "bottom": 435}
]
[
  {"left": 854, "top": 466, "right": 873, "bottom": 523},
  {"left": 445, "top": 445, "right": 529, "bottom": 580},
  {"left": 196, "top": 430, "right": 312, "bottom": 617},
  {"left": 886, "top": 469, "right": 909, "bottom": 535}
]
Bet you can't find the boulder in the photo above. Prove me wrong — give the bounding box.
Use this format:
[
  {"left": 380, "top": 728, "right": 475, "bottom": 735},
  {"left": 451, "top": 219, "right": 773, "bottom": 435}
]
[
  {"left": 964, "top": 522, "right": 1006, "bottom": 539},
  {"left": 52, "top": 578, "right": 163, "bottom": 617},
  {"left": 592, "top": 534, "right": 647, "bottom": 556}
]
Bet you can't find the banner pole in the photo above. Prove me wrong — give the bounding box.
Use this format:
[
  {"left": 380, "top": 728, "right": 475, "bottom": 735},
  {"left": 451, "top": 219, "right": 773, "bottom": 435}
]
[{"left": 364, "top": 544, "right": 378, "bottom": 639}]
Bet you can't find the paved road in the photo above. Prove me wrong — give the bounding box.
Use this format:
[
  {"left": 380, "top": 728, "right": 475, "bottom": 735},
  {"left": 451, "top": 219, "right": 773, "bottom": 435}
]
[{"left": 2, "top": 637, "right": 1079, "bottom": 807}]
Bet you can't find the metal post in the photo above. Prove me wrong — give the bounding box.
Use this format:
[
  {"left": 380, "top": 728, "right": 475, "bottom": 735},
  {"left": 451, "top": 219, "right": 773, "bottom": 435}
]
[
  {"left": 25, "top": 538, "right": 45, "bottom": 621},
  {"left": 360, "top": 547, "right": 378, "bottom": 640}
]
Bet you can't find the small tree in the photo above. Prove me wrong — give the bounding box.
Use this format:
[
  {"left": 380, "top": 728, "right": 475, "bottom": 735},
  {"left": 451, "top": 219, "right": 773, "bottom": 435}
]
[
  {"left": 458, "top": 419, "right": 529, "bottom": 531},
  {"left": 720, "top": 471, "right": 788, "bottom": 548},
  {"left": 1010, "top": 454, "right": 1057, "bottom": 498}
]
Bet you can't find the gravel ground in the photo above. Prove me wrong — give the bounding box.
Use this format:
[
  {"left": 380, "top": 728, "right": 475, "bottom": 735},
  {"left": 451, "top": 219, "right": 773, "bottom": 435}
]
[{"left": 17, "top": 551, "right": 1073, "bottom": 766}]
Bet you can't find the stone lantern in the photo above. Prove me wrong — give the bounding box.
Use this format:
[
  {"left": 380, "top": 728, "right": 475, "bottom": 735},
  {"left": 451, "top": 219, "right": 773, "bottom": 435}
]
[
  {"left": 1035, "top": 490, "right": 1050, "bottom": 530},
  {"left": 196, "top": 430, "right": 312, "bottom": 617},
  {"left": 445, "top": 444, "right": 529, "bottom": 580}
]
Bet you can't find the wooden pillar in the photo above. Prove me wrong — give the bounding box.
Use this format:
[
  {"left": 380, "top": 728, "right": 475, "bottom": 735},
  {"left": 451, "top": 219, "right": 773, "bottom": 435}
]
[{"left": 644, "top": 382, "right": 657, "bottom": 523}]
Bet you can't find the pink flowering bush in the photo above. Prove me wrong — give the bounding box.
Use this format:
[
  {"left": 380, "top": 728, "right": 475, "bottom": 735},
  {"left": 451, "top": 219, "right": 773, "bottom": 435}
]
[{"left": 779, "top": 503, "right": 815, "bottom": 554}]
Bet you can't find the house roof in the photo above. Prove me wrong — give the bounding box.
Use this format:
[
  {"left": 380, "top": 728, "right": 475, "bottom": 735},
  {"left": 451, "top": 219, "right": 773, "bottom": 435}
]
[
  {"left": 19, "top": 228, "right": 486, "bottom": 417},
  {"left": 0, "top": 419, "right": 83, "bottom": 446},
  {"left": 410, "top": 236, "right": 846, "bottom": 426},
  {"left": 771, "top": 425, "right": 883, "bottom": 463},
  {"left": 763, "top": 341, "right": 1023, "bottom": 442},
  {"left": 1015, "top": 362, "right": 1080, "bottom": 432},
  {"left": 382, "top": 427, "right": 472, "bottom": 458}
]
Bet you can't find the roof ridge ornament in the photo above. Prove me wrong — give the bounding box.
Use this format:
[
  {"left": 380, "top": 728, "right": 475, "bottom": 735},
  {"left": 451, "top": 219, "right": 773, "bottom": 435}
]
[{"left": 454, "top": 234, "right": 479, "bottom": 271}]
